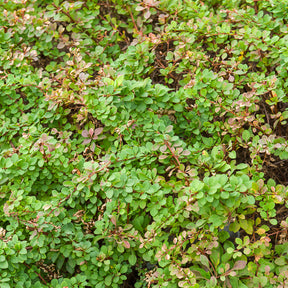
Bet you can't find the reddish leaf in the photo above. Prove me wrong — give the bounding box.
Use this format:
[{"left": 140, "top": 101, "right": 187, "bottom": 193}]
[
  {"left": 123, "top": 240, "right": 130, "bottom": 249},
  {"left": 176, "top": 147, "right": 183, "bottom": 153},
  {"left": 144, "top": 9, "right": 151, "bottom": 19},
  {"left": 135, "top": 5, "right": 145, "bottom": 11},
  {"left": 265, "top": 265, "right": 270, "bottom": 274},
  {"left": 89, "top": 128, "right": 94, "bottom": 137},
  {"left": 54, "top": 209, "right": 60, "bottom": 216},
  {"left": 159, "top": 155, "right": 168, "bottom": 160},
  {"left": 232, "top": 260, "right": 246, "bottom": 271},
  {"left": 29, "top": 230, "right": 38, "bottom": 240},
  {"left": 43, "top": 204, "right": 51, "bottom": 211},
  {"left": 182, "top": 150, "right": 191, "bottom": 156},
  {"left": 83, "top": 139, "right": 91, "bottom": 145},
  {"left": 110, "top": 216, "right": 117, "bottom": 226},
  {"left": 3, "top": 203, "right": 9, "bottom": 216},
  {"left": 57, "top": 42, "right": 65, "bottom": 49},
  {"left": 82, "top": 130, "right": 89, "bottom": 137},
  {"left": 159, "top": 145, "right": 167, "bottom": 152},
  {"left": 91, "top": 142, "right": 96, "bottom": 152},
  {"left": 228, "top": 271, "right": 237, "bottom": 277},
  {"left": 94, "top": 127, "right": 103, "bottom": 136},
  {"left": 166, "top": 125, "right": 173, "bottom": 133}
]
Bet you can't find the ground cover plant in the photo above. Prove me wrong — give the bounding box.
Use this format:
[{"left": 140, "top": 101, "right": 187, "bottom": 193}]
[{"left": 1, "top": 0, "right": 288, "bottom": 287}]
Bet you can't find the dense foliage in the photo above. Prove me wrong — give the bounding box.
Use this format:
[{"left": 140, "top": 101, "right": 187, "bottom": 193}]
[{"left": 1, "top": 0, "right": 288, "bottom": 287}]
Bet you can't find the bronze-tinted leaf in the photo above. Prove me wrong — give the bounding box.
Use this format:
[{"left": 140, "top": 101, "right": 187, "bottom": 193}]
[
  {"left": 232, "top": 260, "right": 246, "bottom": 271},
  {"left": 123, "top": 240, "right": 130, "bottom": 249},
  {"left": 82, "top": 130, "right": 89, "bottom": 137}
]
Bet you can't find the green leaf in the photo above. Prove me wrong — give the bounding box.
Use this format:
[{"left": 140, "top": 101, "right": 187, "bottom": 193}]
[
  {"left": 236, "top": 163, "right": 248, "bottom": 170},
  {"left": 229, "top": 221, "right": 240, "bottom": 233},
  {"left": 0, "top": 260, "right": 8, "bottom": 269},
  {"left": 105, "top": 275, "right": 113, "bottom": 286},
  {"left": 269, "top": 219, "right": 277, "bottom": 225},
  {"left": 106, "top": 190, "right": 113, "bottom": 199},
  {"left": 5, "top": 159, "right": 13, "bottom": 168},
  {"left": 210, "top": 248, "right": 221, "bottom": 268},
  {"left": 38, "top": 159, "right": 45, "bottom": 167},
  {"left": 242, "top": 130, "right": 250, "bottom": 142},
  {"left": 220, "top": 191, "right": 229, "bottom": 199},
  {"left": 229, "top": 151, "right": 236, "bottom": 159},
  {"left": 200, "top": 255, "right": 209, "bottom": 268},
  {"left": 239, "top": 219, "right": 253, "bottom": 235},
  {"left": 246, "top": 195, "right": 255, "bottom": 205},
  {"left": 174, "top": 104, "right": 183, "bottom": 112},
  {"left": 259, "top": 275, "right": 268, "bottom": 286},
  {"left": 132, "top": 216, "right": 144, "bottom": 233},
  {"left": 227, "top": 247, "right": 234, "bottom": 254},
  {"left": 63, "top": 181, "right": 74, "bottom": 187},
  {"left": 209, "top": 214, "right": 225, "bottom": 227},
  {"left": 280, "top": 151, "right": 288, "bottom": 160},
  {"left": 275, "top": 256, "right": 286, "bottom": 266},
  {"left": 128, "top": 254, "right": 137, "bottom": 266},
  {"left": 190, "top": 179, "right": 204, "bottom": 192}
]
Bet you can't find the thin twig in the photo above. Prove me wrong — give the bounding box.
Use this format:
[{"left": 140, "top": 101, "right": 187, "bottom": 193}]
[{"left": 24, "top": 263, "right": 48, "bottom": 286}]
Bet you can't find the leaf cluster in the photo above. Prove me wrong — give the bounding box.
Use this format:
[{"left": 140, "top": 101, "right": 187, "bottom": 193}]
[{"left": 1, "top": 0, "right": 288, "bottom": 287}]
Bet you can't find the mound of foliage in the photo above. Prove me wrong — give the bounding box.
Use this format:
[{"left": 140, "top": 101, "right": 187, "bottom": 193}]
[{"left": 1, "top": 0, "right": 288, "bottom": 287}]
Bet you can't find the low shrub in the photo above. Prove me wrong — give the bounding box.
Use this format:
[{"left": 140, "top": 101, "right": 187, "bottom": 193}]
[{"left": 1, "top": 0, "right": 288, "bottom": 287}]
